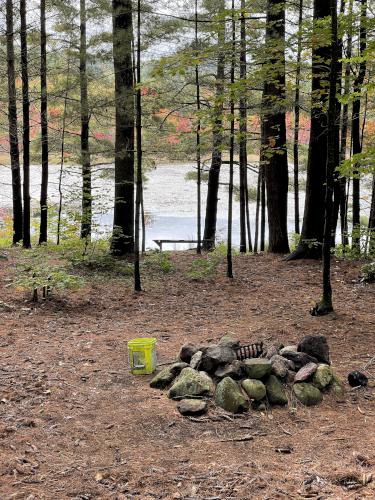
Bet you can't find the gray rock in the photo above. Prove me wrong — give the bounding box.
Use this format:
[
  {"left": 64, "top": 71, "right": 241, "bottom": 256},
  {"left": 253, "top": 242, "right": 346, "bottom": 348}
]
[
  {"left": 330, "top": 373, "right": 345, "bottom": 395},
  {"left": 218, "top": 334, "right": 240, "bottom": 349},
  {"left": 265, "top": 375, "right": 288, "bottom": 405},
  {"left": 190, "top": 351, "right": 203, "bottom": 369},
  {"left": 243, "top": 359, "right": 272, "bottom": 379},
  {"left": 286, "top": 359, "right": 296, "bottom": 371},
  {"left": 179, "top": 343, "right": 199, "bottom": 363},
  {"left": 265, "top": 345, "right": 279, "bottom": 359},
  {"left": 313, "top": 364, "right": 333, "bottom": 389},
  {"left": 215, "top": 377, "right": 249, "bottom": 413},
  {"left": 170, "top": 362, "right": 189, "bottom": 375},
  {"left": 215, "top": 360, "right": 243, "bottom": 380},
  {"left": 294, "top": 362, "right": 318, "bottom": 383},
  {"left": 286, "top": 370, "right": 296, "bottom": 384},
  {"left": 270, "top": 355, "right": 289, "bottom": 379},
  {"left": 168, "top": 368, "right": 214, "bottom": 400},
  {"left": 280, "top": 345, "right": 298, "bottom": 355},
  {"left": 198, "top": 371, "right": 215, "bottom": 394},
  {"left": 293, "top": 383, "right": 323, "bottom": 406},
  {"left": 150, "top": 367, "right": 176, "bottom": 389},
  {"left": 298, "top": 334, "right": 330, "bottom": 364},
  {"left": 280, "top": 351, "right": 318, "bottom": 370},
  {"left": 177, "top": 399, "right": 208, "bottom": 416},
  {"left": 198, "top": 345, "right": 236, "bottom": 373},
  {"left": 242, "top": 379, "right": 266, "bottom": 401}
]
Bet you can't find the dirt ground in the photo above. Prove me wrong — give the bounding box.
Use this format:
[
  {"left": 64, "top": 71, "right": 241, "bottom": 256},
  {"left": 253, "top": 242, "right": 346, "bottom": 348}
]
[{"left": 0, "top": 251, "right": 374, "bottom": 500}]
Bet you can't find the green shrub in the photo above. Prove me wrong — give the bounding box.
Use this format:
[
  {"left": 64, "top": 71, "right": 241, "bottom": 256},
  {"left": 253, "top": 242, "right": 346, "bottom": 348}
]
[
  {"left": 143, "top": 251, "right": 173, "bottom": 274},
  {"left": 361, "top": 262, "right": 375, "bottom": 283},
  {"left": 186, "top": 243, "right": 235, "bottom": 280}
]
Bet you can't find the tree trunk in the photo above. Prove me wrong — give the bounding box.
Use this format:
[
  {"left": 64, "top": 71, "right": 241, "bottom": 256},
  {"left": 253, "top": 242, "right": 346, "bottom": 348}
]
[
  {"left": 312, "top": 0, "right": 338, "bottom": 315},
  {"left": 80, "top": 0, "right": 92, "bottom": 240},
  {"left": 293, "top": 0, "right": 303, "bottom": 235},
  {"left": 20, "top": 0, "right": 30, "bottom": 248},
  {"left": 227, "top": 0, "right": 235, "bottom": 278},
  {"left": 134, "top": 0, "right": 142, "bottom": 291},
  {"left": 260, "top": 0, "right": 289, "bottom": 254},
  {"left": 339, "top": 0, "right": 353, "bottom": 247},
  {"left": 260, "top": 168, "right": 266, "bottom": 251},
  {"left": 239, "top": 0, "right": 248, "bottom": 253},
  {"left": 6, "top": 0, "right": 23, "bottom": 245},
  {"left": 287, "top": 1, "right": 331, "bottom": 260},
  {"left": 351, "top": 0, "right": 367, "bottom": 253},
  {"left": 39, "top": 0, "right": 49, "bottom": 244},
  {"left": 369, "top": 174, "right": 375, "bottom": 255},
  {"left": 203, "top": 0, "right": 225, "bottom": 251},
  {"left": 111, "top": 0, "right": 135, "bottom": 255},
  {"left": 254, "top": 169, "right": 261, "bottom": 253},
  {"left": 195, "top": 0, "right": 202, "bottom": 254}
]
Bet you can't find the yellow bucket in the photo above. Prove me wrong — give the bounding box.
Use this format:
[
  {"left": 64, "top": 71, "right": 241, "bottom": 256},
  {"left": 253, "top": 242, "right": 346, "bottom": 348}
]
[{"left": 128, "top": 338, "right": 157, "bottom": 375}]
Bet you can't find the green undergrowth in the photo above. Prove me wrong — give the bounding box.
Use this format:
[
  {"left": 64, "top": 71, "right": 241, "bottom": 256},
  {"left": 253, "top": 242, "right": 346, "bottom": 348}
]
[{"left": 186, "top": 243, "right": 238, "bottom": 281}]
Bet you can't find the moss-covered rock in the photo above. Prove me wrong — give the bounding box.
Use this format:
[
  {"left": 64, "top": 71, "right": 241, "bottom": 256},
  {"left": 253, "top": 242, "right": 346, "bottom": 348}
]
[
  {"left": 313, "top": 364, "right": 333, "bottom": 390},
  {"left": 215, "top": 377, "right": 249, "bottom": 413},
  {"left": 168, "top": 368, "right": 214, "bottom": 400},
  {"left": 243, "top": 359, "right": 272, "bottom": 379},
  {"left": 293, "top": 383, "right": 323, "bottom": 406},
  {"left": 265, "top": 375, "right": 288, "bottom": 405},
  {"left": 242, "top": 379, "right": 266, "bottom": 401}
]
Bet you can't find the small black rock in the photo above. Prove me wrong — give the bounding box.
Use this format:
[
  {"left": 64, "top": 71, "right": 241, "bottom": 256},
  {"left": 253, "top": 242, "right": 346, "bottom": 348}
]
[{"left": 348, "top": 371, "right": 368, "bottom": 388}]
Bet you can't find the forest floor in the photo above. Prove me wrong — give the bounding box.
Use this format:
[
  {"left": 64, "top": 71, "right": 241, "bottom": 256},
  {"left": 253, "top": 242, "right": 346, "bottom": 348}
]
[{"left": 0, "top": 250, "right": 375, "bottom": 499}]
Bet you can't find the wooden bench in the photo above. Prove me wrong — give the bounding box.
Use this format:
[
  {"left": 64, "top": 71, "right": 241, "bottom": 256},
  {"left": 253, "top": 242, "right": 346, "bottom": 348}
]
[{"left": 153, "top": 239, "right": 213, "bottom": 252}]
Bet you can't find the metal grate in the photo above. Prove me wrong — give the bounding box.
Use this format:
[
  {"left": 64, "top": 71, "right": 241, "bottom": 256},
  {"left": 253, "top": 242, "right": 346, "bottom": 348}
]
[{"left": 235, "top": 342, "right": 264, "bottom": 361}]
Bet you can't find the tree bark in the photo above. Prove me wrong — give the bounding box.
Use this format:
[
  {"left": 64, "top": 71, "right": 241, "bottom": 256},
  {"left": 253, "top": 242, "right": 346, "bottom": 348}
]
[
  {"left": 111, "top": 0, "right": 135, "bottom": 255},
  {"left": 239, "top": 0, "right": 248, "bottom": 253},
  {"left": 369, "top": 173, "right": 375, "bottom": 255},
  {"left": 203, "top": 0, "right": 225, "bottom": 251},
  {"left": 339, "top": 0, "right": 353, "bottom": 248},
  {"left": 6, "top": 0, "right": 23, "bottom": 245},
  {"left": 20, "top": 0, "right": 30, "bottom": 248},
  {"left": 293, "top": 0, "right": 303, "bottom": 235},
  {"left": 134, "top": 0, "right": 142, "bottom": 291},
  {"left": 287, "top": 0, "right": 331, "bottom": 260},
  {"left": 313, "top": 0, "right": 338, "bottom": 315},
  {"left": 227, "top": 0, "right": 235, "bottom": 278},
  {"left": 351, "top": 0, "right": 367, "bottom": 253},
  {"left": 80, "top": 0, "right": 92, "bottom": 240},
  {"left": 260, "top": 0, "right": 289, "bottom": 254},
  {"left": 39, "top": 0, "right": 49, "bottom": 244},
  {"left": 195, "top": 0, "right": 202, "bottom": 254}
]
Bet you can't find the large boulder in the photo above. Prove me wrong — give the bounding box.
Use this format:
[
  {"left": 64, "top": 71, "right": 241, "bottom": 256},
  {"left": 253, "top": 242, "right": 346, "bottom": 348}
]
[
  {"left": 215, "top": 360, "right": 243, "bottom": 380},
  {"left": 168, "top": 368, "right": 214, "bottom": 400},
  {"left": 242, "top": 379, "right": 266, "bottom": 401},
  {"left": 218, "top": 334, "right": 240, "bottom": 349},
  {"left": 297, "top": 335, "right": 330, "bottom": 364},
  {"left": 265, "top": 375, "right": 288, "bottom": 405},
  {"left": 313, "top": 364, "right": 333, "bottom": 389},
  {"left": 198, "top": 345, "right": 236, "bottom": 373},
  {"left": 280, "top": 351, "right": 318, "bottom": 370},
  {"left": 243, "top": 359, "right": 272, "bottom": 379},
  {"left": 177, "top": 399, "right": 208, "bottom": 417},
  {"left": 190, "top": 351, "right": 203, "bottom": 369},
  {"left": 294, "top": 362, "right": 318, "bottom": 383},
  {"left": 150, "top": 362, "right": 188, "bottom": 389},
  {"left": 280, "top": 345, "right": 298, "bottom": 355},
  {"left": 265, "top": 345, "right": 280, "bottom": 360},
  {"left": 215, "top": 377, "right": 249, "bottom": 413},
  {"left": 270, "top": 355, "right": 289, "bottom": 379},
  {"left": 179, "top": 343, "right": 199, "bottom": 363},
  {"left": 293, "top": 383, "right": 323, "bottom": 406}
]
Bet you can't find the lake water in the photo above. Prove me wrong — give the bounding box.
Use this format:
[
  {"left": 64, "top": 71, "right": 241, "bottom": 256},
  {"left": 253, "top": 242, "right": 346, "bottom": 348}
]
[{"left": 0, "top": 162, "right": 371, "bottom": 250}]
